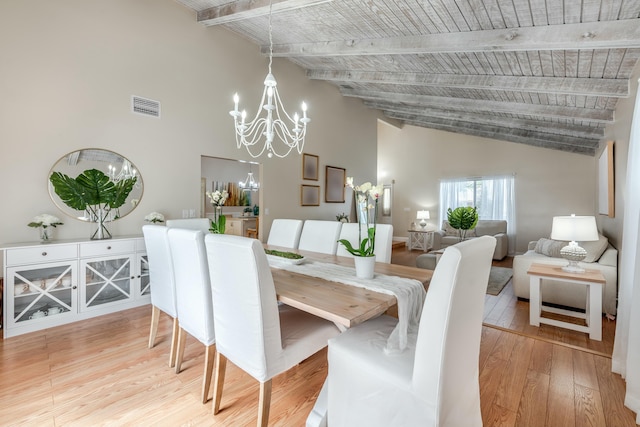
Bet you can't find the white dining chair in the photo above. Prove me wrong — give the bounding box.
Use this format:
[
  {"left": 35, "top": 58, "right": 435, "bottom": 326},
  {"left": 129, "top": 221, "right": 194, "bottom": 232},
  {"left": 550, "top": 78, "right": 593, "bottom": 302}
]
[
  {"left": 327, "top": 236, "right": 496, "bottom": 427},
  {"left": 167, "top": 228, "right": 216, "bottom": 404},
  {"left": 142, "top": 225, "right": 179, "bottom": 368},
  {"left": 204, "top": 234, "right": 341, "bottom": 427},
  {"left": 266, "top": 219, "right": 304, "bottom": 249},
  {"left": 166, "top": 218, "right": 210, "bottom": 233},
  {"left": 298, "top": 220, "right": 343, "bottom": 255},
  {"left": 336, "top": 223, "right": 393, "bottom": 263}
]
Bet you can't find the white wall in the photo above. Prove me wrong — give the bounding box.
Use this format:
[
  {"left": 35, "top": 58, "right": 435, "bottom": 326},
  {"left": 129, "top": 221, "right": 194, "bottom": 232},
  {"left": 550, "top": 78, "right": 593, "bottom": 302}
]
[
  {"left": 0, "top": 0, "right": 380, "bottom": 252},
  {"left": 378, "top": 121, "right": 597, "bottom": 254},
  {"left": 599, "top": 63, "right": 640, "bottom": 250}
]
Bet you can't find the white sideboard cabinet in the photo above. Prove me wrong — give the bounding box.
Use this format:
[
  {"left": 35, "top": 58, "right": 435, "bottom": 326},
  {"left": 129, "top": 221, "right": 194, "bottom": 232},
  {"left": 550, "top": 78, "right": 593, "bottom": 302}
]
[{"left": 2, "top": 236, "right": 150, "bottom": 338}]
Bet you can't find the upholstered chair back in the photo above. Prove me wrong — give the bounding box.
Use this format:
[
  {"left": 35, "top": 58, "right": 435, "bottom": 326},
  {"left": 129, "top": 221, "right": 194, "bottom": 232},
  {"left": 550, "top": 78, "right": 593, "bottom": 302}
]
[
  {"left": 142, "top": 225, "right": 177, "bottom": 318},
  {"left": 413, "top": 235, "right": 496, "bottom": 425},
  {"left": 205, "top": 234, "right": 282, "bottom": 381},
  {"left": 266, "top": 219, "right": 304, "bottom": 249},
  {"left": 167, "top": 229, "right": 215, "bottom": 346},
  {"left": 166, "top": 218, "right": 210, "bottom": 233},
  {"left": 298, "top": 220, "right": 343, "bottom": 255}
]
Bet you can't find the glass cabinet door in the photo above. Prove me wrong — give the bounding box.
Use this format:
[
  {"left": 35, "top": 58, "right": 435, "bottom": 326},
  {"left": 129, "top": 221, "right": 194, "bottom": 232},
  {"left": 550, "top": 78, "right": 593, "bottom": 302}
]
[
  {"left": 138, "top": 254, "right": 150, "bottom": 297},
  {"left": 81, "top": 256, "right": 133, "bottom": 310},
  {"left": 7, "top": 262, "right": 76, "bottom": 327}
]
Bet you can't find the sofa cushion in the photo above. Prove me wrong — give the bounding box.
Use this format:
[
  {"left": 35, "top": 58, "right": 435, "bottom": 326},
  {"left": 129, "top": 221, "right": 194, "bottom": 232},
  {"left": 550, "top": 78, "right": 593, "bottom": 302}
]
[
  {"left": 534, "top": 235, "right": 609, "bottom": 263},
  {"left": 474, "top": 220, "right": 507, "bottom": 236},
  {"left": 442, "top": 221, "right": 477, "bottom": 237},
  {"left": 581, "top": 235, "right": 609, "bottom": 263},
  {"left": 534, "top": 238, "right": 566, "bottom": 258}
]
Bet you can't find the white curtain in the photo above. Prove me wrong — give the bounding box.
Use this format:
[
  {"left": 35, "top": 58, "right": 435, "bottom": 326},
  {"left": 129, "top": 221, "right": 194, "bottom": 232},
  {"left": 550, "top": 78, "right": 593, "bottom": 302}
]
[
  {"left": 612, "top": 80, "right": 640, "bottom": 424},
  {"left": 439, "top": 175, "right": 516, "bottom": 253},
  {"left": 439, "top": 179, "right": 471, "bottom": 225}
]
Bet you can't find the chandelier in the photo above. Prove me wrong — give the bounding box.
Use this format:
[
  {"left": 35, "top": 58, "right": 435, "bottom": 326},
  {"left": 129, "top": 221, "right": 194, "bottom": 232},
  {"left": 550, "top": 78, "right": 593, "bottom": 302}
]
[
  {"left": 229, "top": 0, "right": 310, "bottom": 158},
  {"left": 107, "top": 159, "right": 137, "bottom": 182},
  {"left": 239, "top": 164, "right": 260, "bottom": 192}
]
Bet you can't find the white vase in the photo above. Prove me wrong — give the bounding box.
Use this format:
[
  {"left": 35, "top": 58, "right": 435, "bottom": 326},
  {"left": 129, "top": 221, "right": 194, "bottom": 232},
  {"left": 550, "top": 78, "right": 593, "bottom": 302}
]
[{"left": 354, "top": 255, "right": 376, "bottom": 279}]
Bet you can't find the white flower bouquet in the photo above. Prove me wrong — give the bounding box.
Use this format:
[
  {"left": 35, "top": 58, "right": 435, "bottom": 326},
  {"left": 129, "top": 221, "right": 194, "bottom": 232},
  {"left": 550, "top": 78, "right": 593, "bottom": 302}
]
[
  {"left": 28, "top": 214, "right": 64, "bottom": 229},
  {"left": 206, "top": 190, "right": 230, "bottom": 234},
  {"left": 144, "top": 212, "right": 165, "bottom": 223},
  {"left": 338, "top": 178, "right": 383, "bottom": 257}
]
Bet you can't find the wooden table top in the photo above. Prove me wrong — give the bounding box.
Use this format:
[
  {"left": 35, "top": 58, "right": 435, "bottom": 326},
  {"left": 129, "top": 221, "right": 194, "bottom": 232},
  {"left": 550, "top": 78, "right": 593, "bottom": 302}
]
[
  {"left": 266, "top": 245, "right": 432, "bottom": 328},
  {"left": 527, "top": 262, "right": 606, "bottom": 284}
]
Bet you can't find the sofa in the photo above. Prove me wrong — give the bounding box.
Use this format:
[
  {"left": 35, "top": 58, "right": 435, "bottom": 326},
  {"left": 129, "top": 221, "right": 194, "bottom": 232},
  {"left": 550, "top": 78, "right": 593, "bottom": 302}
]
[
  {"left": 512, "top": 236, "right": 618, "bottom": 316},
  {"left": 432, "top": 220, "right": 508, "bottom": 260}
]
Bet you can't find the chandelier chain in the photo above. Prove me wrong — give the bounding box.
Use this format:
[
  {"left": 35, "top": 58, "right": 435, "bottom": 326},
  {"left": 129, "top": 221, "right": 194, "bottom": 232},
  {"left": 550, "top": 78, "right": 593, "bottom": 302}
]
[
  {"left": 268, "top": 0, "right": 273, "bottom": 74},
  {"left": 229, "top": 0, "right": 309, "bottom": 158}
]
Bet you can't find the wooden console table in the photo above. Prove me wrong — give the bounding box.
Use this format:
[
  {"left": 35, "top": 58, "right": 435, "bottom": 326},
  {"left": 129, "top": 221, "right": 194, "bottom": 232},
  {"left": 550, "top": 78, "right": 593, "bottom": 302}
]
[{"left": 527, "top": 263, "right": 605, "bottom": 341}]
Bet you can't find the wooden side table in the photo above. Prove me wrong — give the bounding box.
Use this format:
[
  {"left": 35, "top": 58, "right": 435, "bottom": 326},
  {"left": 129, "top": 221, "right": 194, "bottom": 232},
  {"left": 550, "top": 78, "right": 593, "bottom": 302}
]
[
  {"left": 527, "top": 263, "right": 606, "bottom": 341},
  {"left": 407, "top": 229, "right": 433, "bottom": 252}
]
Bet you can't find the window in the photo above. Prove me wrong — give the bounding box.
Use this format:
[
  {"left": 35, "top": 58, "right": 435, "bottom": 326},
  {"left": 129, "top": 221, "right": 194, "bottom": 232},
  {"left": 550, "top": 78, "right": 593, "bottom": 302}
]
[{"left": 439, "top": 175, "right": 515, "bottom": 251}]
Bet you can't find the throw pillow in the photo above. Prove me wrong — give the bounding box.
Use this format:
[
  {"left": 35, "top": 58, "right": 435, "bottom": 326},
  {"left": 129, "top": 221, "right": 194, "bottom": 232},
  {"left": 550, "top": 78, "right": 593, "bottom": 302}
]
[
  {"left": 582, "top": 235, "right": 609, "bottom": 263},
  {"left": 442, "top": 221, "right": 458, "bottom": 236},
  {"left": 442, "top": 221, "right": 476, "bottom": 237},
  {"left": 534, "top": 238, "right": 567, "bottom": 258}
]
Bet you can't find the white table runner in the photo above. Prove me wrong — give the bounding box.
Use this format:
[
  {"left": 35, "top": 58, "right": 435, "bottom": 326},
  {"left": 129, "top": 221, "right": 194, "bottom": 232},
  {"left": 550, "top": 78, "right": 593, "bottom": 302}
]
[{"left": 269, "top": 258, "right": 426, "bottom": 352}]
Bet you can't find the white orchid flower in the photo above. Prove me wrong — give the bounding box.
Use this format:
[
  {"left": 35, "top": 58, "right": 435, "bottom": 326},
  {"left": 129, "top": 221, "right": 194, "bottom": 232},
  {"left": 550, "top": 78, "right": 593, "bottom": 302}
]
[{"left": 346, "top": 176, "right": 354, "bottom": 188}]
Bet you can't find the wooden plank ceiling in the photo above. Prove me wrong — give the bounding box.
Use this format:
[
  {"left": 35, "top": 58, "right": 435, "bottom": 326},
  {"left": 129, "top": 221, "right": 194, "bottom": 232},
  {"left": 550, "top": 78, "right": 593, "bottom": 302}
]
[{"left": 176, "top": 0, "right": 640, "bottom": 156}]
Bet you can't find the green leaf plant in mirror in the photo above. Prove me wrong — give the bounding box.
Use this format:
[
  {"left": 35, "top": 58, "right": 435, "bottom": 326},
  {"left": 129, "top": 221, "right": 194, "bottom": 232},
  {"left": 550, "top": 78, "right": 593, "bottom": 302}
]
[{"left": 49, "top": 169, "right": 137, "bottom": 239}]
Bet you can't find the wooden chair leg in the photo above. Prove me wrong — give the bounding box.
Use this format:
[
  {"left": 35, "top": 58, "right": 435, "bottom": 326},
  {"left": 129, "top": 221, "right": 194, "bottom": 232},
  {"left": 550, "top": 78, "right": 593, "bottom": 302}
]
[
  {"left": 257, "top": 379, "right": 272, "bottom": 427},
  {"left": 169, "top": 317, "right": 179, "bottom": 368},
  {"left": 148, "top": 305, "right": 160, "bottom": 348},
  {"left": 212, "top": 352, "right": 227, "bottom": 415},
  {"left": 201, "top": 345, "right": 215, "bottom": 404},
  {"left": 174, "top": 328, "right": 187, "bottom": 374}
]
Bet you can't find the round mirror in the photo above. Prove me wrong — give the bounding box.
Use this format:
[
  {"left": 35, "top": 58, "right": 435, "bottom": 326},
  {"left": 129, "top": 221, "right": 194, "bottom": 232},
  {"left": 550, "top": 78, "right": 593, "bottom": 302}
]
[{"left": 48, "top": 149, "right": 143, "bottom": 222}]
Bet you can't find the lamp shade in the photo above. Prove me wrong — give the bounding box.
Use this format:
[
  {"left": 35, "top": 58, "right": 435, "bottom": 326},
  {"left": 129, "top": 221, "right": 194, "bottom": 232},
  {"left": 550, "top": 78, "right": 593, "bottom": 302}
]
[
  {"left": 416, "top": 210, "right": 430, "bottom": 220},
  {"left": 550, "top": 215, "right": 598, "bottom": 242}
]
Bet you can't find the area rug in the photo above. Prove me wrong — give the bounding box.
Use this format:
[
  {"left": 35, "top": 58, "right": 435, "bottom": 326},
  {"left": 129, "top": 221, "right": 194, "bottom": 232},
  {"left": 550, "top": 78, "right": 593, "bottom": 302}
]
[{"left": 486, "top": 266, "right": 513, "bottom": 296}]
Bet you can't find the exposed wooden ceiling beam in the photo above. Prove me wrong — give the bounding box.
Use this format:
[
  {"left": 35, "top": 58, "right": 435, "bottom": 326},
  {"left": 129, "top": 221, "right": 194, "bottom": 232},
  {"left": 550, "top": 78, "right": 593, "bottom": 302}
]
[
  {"left": 385, "top": 110, "right": 599, "bottom": 147},
  {"left": 394, "top": 114, "right": 597, "bottom": 156},
  {"left": 308, "top": 70, "right": 629, "bottom": 98},
  {"left": 364, "top": 101, "right": 605, "bottom": 140},
  {"left": 197, "top": 0, "right": 333, "bottom": 26},
  {"left": 266, "top": 19, "right": 640, "bottom": 56},
  {"left": 341, "top": 88, "right": 614, "bottom": 123}
]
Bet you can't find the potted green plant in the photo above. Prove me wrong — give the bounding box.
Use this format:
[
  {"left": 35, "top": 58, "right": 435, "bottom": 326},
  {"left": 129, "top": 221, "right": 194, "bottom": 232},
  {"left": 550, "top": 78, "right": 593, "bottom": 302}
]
[
  {"left": 446, "top": 206, "right": 479, "bottom": 242},
  {"left": 49, "top": 168, "right": 137, "bottom": 239}
]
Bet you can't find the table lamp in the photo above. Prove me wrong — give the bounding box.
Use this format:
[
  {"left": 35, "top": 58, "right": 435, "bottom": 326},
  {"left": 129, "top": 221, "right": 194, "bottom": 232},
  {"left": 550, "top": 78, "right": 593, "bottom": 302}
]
[
  {"left": 417, "top": 210, "right": 430, "bottom": 229},
  {"left": 550, "top": 214, "right": 599, "bottom": 273}
]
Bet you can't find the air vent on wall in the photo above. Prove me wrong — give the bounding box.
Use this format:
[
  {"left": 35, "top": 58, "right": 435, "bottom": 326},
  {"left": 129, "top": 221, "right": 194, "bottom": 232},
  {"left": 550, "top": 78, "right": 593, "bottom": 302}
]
[{"left": 132, "top": 96, "right": 160, "bottom": 118}]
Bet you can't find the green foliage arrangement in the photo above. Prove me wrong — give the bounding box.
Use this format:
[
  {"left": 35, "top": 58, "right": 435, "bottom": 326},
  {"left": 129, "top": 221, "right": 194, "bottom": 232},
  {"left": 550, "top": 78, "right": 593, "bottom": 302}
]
[
  {"left": 49, "top": 169, "right": 137, "bottom": 222},
  {"left": 264, "top": 249, "right": 304, "bottom": 259},
  {"left": 446, "top": 206, "right": 479, "bottom": 241}
]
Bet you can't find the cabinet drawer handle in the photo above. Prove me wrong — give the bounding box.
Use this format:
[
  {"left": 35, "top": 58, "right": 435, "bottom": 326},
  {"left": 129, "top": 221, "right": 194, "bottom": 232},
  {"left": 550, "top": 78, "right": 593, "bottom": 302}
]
[
  {"left": 107, "top": 246, "right": 112, "bottom": 250},
  {"left": 72, "top": 285, "right": 77, "bottom": 290},
  {"left": 41, "top": 252, "right": 47, "bottom": 256}
]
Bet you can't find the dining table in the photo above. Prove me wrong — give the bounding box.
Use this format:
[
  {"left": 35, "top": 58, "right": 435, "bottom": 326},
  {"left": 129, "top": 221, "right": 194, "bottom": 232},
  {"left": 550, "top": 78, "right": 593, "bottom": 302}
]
[
  {"left": 263, "top": 244, "right": 433, "bottom": 427},
  {"left": 265, "top": 244, "right": 433, "bottom": 329}
]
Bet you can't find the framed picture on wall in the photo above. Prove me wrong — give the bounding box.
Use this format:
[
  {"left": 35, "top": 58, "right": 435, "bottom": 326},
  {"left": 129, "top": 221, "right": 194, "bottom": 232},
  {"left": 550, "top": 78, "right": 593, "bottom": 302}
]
[
  {"left": 302, "top": 153, "right": 319, "bottom": 180},
  {"left": 301, "top": 184, "right": 320, "bottom": 206},
  {"left": 325, "top": 165, "right": 346, "bottom": 203},
  {"left": 598, "top": 140, "right": 615, "bottom": 217}
]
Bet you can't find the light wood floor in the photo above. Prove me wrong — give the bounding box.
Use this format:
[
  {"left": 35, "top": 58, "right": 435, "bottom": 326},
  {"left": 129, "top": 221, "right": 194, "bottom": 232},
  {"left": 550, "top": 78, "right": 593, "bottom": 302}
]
[
  {"left": 0, "top": 248, "right": 636, "bottom": 426},
  {"left": 392, "top": 246, "right": 616, "bottom": 356}
]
